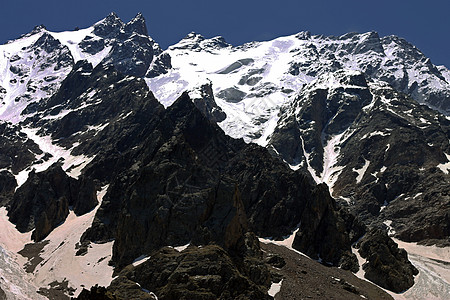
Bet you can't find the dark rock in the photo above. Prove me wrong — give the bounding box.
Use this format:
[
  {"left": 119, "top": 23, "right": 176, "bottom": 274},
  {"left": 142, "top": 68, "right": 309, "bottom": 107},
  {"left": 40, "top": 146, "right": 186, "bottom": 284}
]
[
  {"left": 146, "top": 53, "right": 172, "bottom": 78},
  {"left": 190, "top": 83, "right": 226, "bottom": 122},
  {"left": 124, "top": 13, "right": 148, "bottom": 36},
  {"left": 102, "top": 34, "right": 154, "bottom": 77},
  {"left": 217, "top": 87, "right": 246, "bottom": 103},
  {"left": 218, "top": 59, "right": 254, "bottom": 74},
  {"left": 7, "top": 164, "right": 97, "bottom": 241},
  {"left": 0, "top": 170, "right": 17, "bottom": 206},
  {"left": 108, "top": 245, "right": 272, "bottom": 300},
  {"left": 0, "top": 286, "right": 6, "bottom": 300},
  {"left": 79, "top": 36, "right": 105, "bottom": 55},
  {"left": 32, "top": 33, "right": 74, "bottom": 71},
  {"left": 75, "top": 285, "right": 118, "bottom": 300},
  {"left": 265, "top": 253, "right": 286, "bottom": 268},
  {"left": 357, "top": 229, "right": 418, "bottom": 293},
  {"left": 93, "top": 13, "right": 124, "bottom": 38},
  {"left": 292, "top": 183, "right": 359, "bottom": 272},
  {"left": 0, "top": 122, "right": 41, "bottom": 174}
]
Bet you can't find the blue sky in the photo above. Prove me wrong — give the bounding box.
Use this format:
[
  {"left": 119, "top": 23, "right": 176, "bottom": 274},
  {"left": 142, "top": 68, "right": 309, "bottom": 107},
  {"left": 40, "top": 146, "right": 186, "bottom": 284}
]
[{"left": 1, "top": 0, "right": 449, "bottom": 67}]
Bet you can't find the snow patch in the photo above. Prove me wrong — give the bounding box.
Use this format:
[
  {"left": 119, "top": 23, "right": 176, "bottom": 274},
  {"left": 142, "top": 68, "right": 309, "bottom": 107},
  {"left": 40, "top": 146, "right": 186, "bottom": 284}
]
[
  {"left": 437, "top": 153, "right": 450, "bottom": 174},
  {"left": 258, "top": 227, "right": 311, "bottom": 260},
  {"left": 360, "top": 131, "right": 390, "bottom": 140},
  {"left": 0, "top": 207, "right": 32, "bottom": 252},
  {"left": 383, "top": 220, "right": 396, "bottom": 236},
  {"left": 392, "top": 239, "right": 450, "bottom": 300},
  {"left": 268, "top": 279, "right": 283, "bottom": 297},
  {"left": 15, "top": 127, "right": 94, "bottom": 188},
  {"left": 132, "top": 255, "right": 150, "bottom": 267},
  {"left": 352, "top": 246, "right": 367, "bottom": 279},
  {"left": 353, "top": 159, "right": 370, "bottom": 184},
  {"left": 31, "top": 185, "right": 113, "bottom": 297}
]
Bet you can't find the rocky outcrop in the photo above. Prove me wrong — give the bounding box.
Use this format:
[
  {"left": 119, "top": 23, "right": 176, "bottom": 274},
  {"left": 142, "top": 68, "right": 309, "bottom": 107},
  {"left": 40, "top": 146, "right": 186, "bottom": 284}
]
[
  {"left": 0, "top": 170, "right": 17, "bottom": 206},
  {"left": 146, "top": 53, "right": 172, "bottom": 78},
  {"left": 0, "top": 122, "right": 42, "bottom": 175},
  {"left": 292, "top": 184, "right": 361, "bottom": 272},
  {"left": 269, "top": 70, "right": 450, "bottom": 246},
  {"left": 356, "top": 229, "right": 419, "bottom": 293},
  {"left": 107, "top": 245, "right": 271, "bottom": 300},
  {"left": 78, "top": 91, "right": 361, "bottom": 275},
  {"left": 189, "top": 83, "right": 226, "bottom": 123},
  {"left": 7, "top": 164, "right": 97, "bottom": 241}
]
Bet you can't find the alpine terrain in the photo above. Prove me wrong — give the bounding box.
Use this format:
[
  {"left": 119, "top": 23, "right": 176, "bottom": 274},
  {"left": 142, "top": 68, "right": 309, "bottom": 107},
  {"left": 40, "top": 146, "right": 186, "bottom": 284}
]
[{"left": 0, "top": 12, "right": 448, "bottom": 299}]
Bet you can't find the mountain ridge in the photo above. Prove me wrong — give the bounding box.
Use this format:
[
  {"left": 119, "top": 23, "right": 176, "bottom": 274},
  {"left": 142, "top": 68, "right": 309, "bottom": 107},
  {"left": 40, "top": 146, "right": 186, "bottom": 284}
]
[{"left": 0, "top": 12, "right": 448, "bottom": 299}]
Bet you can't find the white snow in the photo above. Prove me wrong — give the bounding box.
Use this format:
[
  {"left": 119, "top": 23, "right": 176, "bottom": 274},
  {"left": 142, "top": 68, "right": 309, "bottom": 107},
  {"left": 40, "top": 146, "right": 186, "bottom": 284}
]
[
  {"left": 299, "top": 136, "right": 320, "bottom": 183},
  {"left": 31, "top": 185, "right": 114, "bottom": 297},
  {"left": 15, "top": 127, "right": 94, "bottom": 188},
  {"left": 0, "top": 185, "right": 112, "bottom": 298},
  {"left": 132, "top": 255, "right": 150, "bottom": 267},
  {"left": 259, "top": 228, "right": 299, "bottom": 250},
  {"left": 379, "top": 200, "right": 389, "bottom": 212},
  {"left": 352, "top": 246, "right": 368, "bottom": 279},
  {"left": 0, "top": 207, "right": 32, "bottom": 252},
  {"left": 258, "top": 227, "right": 311, "bottom": 261},
  {"left": 391, "top": 239, "right": 450, "bottom": 300},
  {"left": 360, "top": 131, "right": 390, "bottom": 140},
  {"left": 353, "top": 159, "right": 370, "bottom": 184},
  {"left": 437, "top": 153, "right": 450, "bottom": 174},
  {"left": 0, "top": 246, "right": 46, "bottom": 300},
  {"left": 268, "top": 279, "right": 283, "bottom": 297},
  {"left": 383, "top": 220, "right": 396, "bottom": 236},
  {"left": 173, "top": 243, "right": 190, "bottom": 252},
  {"left": 49, "top": 28, "right": 111, "bottom": 68}
]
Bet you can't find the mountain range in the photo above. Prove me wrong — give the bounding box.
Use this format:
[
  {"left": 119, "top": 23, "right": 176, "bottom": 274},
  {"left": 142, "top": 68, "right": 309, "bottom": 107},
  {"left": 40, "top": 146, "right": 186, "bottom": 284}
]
[{"left": 0, "top": 12, "right": 448, "bottom": 299}]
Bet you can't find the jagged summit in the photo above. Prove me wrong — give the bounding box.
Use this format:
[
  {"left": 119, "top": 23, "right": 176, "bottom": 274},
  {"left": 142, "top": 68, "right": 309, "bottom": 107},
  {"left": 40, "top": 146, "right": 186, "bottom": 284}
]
[
  {"left": 0, "top": 12, "right": 448, "bottom": 299},
  {"left": 124, "top": 12, "right": 148, "bottom": 36},
  {"left": 93, "top": 12, "right": 124, "bottom": 38},
  {"left": 169, "top": 31, "right": 231, "bottom": 51}
]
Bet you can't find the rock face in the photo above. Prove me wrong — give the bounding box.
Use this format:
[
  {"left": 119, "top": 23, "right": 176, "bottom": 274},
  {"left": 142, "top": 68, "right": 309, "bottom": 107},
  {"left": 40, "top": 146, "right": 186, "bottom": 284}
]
[
  {"left": 2, "top": 59, "right": 410, "bottom": 294},
  {"left": 7, "top": 164, "right": 97, "bottom": 241},
  {"left": 0, "top": 170, "right": 17, "bottom": 206},
  {"left": 292, "top": 183, "right": 362, "bottom": 272},
  {"left": 1, "top": 15, "right": 444, "bottom": 296},
  {"left": 107, "top": 245, "right": 271, "bottom": 300},
  {"left": 357, "top": 229, "right": 419, "bottom": 293},
  {"left": 189, "top": 83, "right": 227, "bottom": 123},
  {"left": 78, "top": 91, "right": 361, "bottom": 273},
  {"left": 0, "top": 122, "right": 42, "bottom": 175},
  {"left": 269, "top": 70, "right": 450, "bottom": 245}
]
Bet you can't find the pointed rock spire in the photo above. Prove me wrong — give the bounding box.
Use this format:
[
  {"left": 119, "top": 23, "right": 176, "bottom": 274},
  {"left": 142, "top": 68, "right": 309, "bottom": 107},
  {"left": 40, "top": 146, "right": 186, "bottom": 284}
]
[
  {"left": 93, "top": 12, "right": 124, "bottom": 38},
  {"left": 124, "top": 12, "right": 148, "bottom": 36}
]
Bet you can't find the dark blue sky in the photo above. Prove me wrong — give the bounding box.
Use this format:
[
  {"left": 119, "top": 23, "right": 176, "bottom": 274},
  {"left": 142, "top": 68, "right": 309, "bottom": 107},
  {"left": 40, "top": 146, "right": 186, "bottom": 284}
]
[{"left": 1, "top": 0, "right": 449, "bottom": 67}]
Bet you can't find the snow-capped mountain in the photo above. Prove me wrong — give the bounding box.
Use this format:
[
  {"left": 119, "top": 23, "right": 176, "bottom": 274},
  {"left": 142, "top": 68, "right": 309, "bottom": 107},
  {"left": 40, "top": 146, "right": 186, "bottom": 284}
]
[{"left": 0, "top": 12, "right": 449, "bottom": 299}]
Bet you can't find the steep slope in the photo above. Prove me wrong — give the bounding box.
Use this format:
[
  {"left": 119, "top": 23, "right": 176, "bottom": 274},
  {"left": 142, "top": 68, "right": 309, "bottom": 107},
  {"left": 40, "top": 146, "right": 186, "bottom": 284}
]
[
  {"left": 269, "top": 70, "right": 450, "bottom": 244},
  {"left": 147, "top": 30, "right": 450, "bottom": 146},
  {"left": 0, "top": 60, "right": 413, "bottom": 297},
  {"left": 0, "top": 12, "right": 448, "bottom": 298},
  {"left": 0, "top": 12, "right": 162, "bottom": 124}
]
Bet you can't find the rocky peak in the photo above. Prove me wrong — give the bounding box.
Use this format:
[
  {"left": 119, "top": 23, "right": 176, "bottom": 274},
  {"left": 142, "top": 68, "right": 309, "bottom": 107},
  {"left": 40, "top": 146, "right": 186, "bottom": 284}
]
[
  {"left": 188, "top": 82, "right": 227, "bottom": 123},
  {"left": 351, "top": 31, "right": 385, "bottom": 55},
  {"left": 31, "top": 24, "right": 47, "bottom": 34},
  {"left": 201, "top": 36, "right": 231, "bottom": 49},
  {"left": 312, "top": 70, "right": 369, "bottom": 90},
  {"left": 295, "top": 30, "right": 312, "bottom": 40},
  {"left": 381, "top": 35, "right": 425, "bottom": 61},
  {"left": 169, "top": 32, "right": 206, "bottom": 50},
  {"left": 32, "top": 32, "right": 63, "bottom": 53},
  {"left": 93, "top": 12, "right": 124, "bottom": 38},
  {"left": 312, "top": 31, "right": 384, "bottom": 55},
  {"left": 124, "top": 12, "right": 148, "bottom": 36}
]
